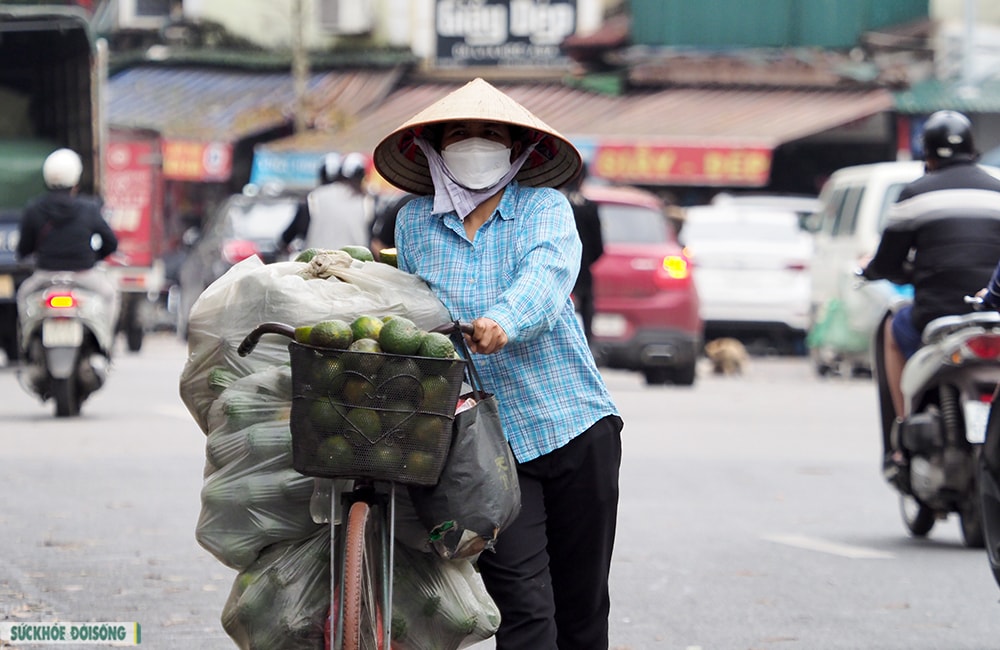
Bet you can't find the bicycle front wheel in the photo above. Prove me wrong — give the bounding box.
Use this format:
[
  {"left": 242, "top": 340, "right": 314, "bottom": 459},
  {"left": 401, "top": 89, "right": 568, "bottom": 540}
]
[{"left": 342, "top": 500, "right": 387, "bottom": 650}]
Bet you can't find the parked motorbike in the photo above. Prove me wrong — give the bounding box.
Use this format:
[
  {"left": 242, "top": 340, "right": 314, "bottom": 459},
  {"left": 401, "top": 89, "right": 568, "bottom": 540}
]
[
  {"left": 872, "top": 297, "right": 1000, "bottom": 548},
  {"left": 16, "top": 272, "right": 116, "bottom": 417}
]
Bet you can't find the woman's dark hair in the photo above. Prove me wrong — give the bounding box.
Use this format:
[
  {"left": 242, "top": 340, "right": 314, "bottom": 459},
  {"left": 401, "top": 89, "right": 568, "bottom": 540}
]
[{"left": 420, "top": 122, "right": 530, "bottom": 149}]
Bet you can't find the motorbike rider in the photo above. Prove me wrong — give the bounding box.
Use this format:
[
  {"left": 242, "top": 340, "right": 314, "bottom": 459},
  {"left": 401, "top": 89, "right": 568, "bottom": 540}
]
[
  {"left": 16, "top": 148, "right": 120, "bottom": 347},
  {"left": 861, "top": 110, "right": 1000, "bottom": 475},
  {"left": 279, "top": 151, "right": 373, "bottom": 253}
]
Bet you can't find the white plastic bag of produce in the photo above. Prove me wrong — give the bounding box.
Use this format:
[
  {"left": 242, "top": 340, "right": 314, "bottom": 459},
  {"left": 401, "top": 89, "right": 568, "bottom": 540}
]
[
  {"left": 197, "top": 366, "right": 328, "bottom": 570},
  {"left": 389, "top": 545, "right": 501, "bottom": 650},
  {"left": 225, "top": 530, "right": 499, "bottom": 650},
  {"left": 222, "top": 527, "right": 330, "bottom": 650}
]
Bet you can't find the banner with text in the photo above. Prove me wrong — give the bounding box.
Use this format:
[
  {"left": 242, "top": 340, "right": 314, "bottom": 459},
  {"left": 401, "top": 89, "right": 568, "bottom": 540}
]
[
  {"left": 435, "top": 0, "right": 577, "bottom": 67},
  {"left": 590, "top": 141, "right": 774, "bottom": 187},
  {"left": 162, "top": 140, "right": 232, "bottom": 182}
]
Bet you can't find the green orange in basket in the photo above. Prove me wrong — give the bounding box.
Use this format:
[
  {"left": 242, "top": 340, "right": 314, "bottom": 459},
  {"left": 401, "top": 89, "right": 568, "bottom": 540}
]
[
  {"left": 339, "top": 374, "right": 374, "bottom": 406},
  {"left": 379, "top": 316, "right": 424, "bottom": 355},
  {"left": 372, "top": 443, "right": 404, "bottom": 473},
  {"left": 317, "top": 435, "right": 355, "bottom": 471},
  {"left": 419, "top": 374, "right": 454, "bottom": 410},
  {"left": 376, "top": 357, "right": 422, "bottom": 387},
  {"left": 309, "top": 319, "right": 353, "bottom": 349},
  {"left": 410, "top": 414, "right": 448, "bottom": 448},
  {"left": 350, "top": 315, "right": 384, "bottom": 342},
  {"left": 345, "top": 338, "right": 384, "bottom": 375},
  {"left": 349, "top": 337, "right": 382, "bottom": 354},
  {"left": 346, "top": 407, "right": 381, "bottom": 441},
  {"left": 417, "top": 331, "right": 456, "bottom": 359},
  {"left": 309, "top": 398, "right": 348, "bottom": 434},
  {"left": 310, "top": 356, "right": 345, "bottom": 392},
  {"left": 380, "top": 400, "right": 416, "bottom": 435},
  {"left": 294, "top": 325, "right": 313, "bottom": 344},
  {"left": 404, "top": 450, "right": 438, "bottom": 477}
]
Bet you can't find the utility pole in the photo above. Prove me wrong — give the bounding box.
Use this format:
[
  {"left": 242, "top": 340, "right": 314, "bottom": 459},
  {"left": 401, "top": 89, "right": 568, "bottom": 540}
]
[{"left": 291, "top": 0, "right": 309, "bottom": 134}]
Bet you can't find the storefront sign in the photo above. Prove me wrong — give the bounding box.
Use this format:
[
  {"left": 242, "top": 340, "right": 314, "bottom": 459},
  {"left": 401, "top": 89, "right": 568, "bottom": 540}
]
[
  {"left": 104, "top": 139, "right": 157, "bottom": 267},
  {"left": 250, "top": 150, "right": 326, "bottom": 190},
  {"left": 591, "top": 141, "right": 773, "bottom": 187},
  {"left": 162, "top": 140, "right": 232, "bottom": 182},
  {"left": 436, "top": 0, "right": 576, "bottom": 67}
]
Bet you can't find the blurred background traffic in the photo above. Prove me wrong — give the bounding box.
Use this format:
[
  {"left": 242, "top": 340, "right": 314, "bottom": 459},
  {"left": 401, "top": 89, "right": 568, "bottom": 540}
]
[{"left": 3, "top": 0, "right": 1000, "bottom": 385}]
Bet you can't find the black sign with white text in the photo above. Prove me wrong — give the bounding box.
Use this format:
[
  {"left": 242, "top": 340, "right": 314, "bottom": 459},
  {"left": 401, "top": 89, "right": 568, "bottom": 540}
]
[{"left": 435, "top": 0, "right": 577, "bottom": 67}]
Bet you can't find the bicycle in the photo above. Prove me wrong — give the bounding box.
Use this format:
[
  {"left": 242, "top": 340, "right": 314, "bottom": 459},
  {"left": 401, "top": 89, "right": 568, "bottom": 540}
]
[{"left": 237, "top": 320, "right": 470, "bottom": 649}]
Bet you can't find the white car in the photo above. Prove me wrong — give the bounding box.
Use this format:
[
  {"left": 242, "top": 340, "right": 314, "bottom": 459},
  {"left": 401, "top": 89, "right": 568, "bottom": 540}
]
[
  {"left": 711, "top": 192, "right": 820, "bottom": 228},
  {"left": 680, "top": 205, "right": 814, "bottom": 353}
]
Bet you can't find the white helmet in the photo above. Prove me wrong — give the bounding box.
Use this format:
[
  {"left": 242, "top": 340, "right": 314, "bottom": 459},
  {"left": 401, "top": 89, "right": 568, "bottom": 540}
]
[{"left": 43, "top": 148, "right": 83, "bottom": 189}]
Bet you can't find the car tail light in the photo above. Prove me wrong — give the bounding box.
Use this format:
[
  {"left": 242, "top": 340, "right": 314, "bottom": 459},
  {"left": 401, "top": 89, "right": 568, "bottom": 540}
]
[
  {"left": 223, "top": 239, "right": 260, "bottom": 264},
  {"left": 786, "top": 261, "right": 809, "bottom": 272},
  {"left": 654, "top": 254, "right": 692, "bottom": 288},
  {"left": 960, "top": 334, "right": 1000, "bottom": 360},
  {"left": 46, "top": 292, "right": 77, "bottom": 309}
]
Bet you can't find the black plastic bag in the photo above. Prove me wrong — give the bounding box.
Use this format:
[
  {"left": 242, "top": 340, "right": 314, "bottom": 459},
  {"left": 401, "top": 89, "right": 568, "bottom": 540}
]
[{"left": 408, "top": 330, "right": 521, "bottom": 560}]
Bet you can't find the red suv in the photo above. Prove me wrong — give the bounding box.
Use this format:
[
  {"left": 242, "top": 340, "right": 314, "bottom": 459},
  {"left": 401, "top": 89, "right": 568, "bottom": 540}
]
[{"left": 584, "top": 184, "right": 702, "bottom": 385}]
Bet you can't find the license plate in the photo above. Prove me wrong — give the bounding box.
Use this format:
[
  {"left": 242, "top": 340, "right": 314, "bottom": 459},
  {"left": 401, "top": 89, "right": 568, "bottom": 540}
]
[
  {"left": 964, "top": 400, "right": 991, "bottom": 444},
  {"left": 42, "top": 319, "right": 84, "bottom": 347},
  {"left": 592, "top": 313, "right": 627, "bottom": 338},
  {"left": 0, "top": 274, "right": 12, "bottom": 299}
]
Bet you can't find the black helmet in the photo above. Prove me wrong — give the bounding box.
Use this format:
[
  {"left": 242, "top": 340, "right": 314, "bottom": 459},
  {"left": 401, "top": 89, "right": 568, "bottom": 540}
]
[{"left": 922, "top": 110, "right": 975, "bottom": 161}]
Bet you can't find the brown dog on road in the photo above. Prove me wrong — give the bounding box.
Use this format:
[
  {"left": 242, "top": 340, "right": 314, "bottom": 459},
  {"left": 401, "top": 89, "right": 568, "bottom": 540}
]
[{"left": 704, "top": 338, "right": 749, "bottom": 375}]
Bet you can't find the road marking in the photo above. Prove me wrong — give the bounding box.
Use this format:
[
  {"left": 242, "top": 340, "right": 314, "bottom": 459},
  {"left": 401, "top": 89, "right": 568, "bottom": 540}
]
[{"left": 762, "top": 534, "right": 894, "bottom": 559}]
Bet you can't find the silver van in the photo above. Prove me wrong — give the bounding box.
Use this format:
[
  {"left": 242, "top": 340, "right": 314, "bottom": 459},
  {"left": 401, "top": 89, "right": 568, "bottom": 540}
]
[{"left": 809, "top": 160, "right": 924, "bottom": 319}]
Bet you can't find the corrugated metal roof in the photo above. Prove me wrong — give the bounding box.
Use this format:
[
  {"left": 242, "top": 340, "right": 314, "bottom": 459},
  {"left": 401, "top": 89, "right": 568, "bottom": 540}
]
[
  {"left": 259, "top": 81, "right": 894, "bottom": 154},
  {"left": 106, "top": 66, "right": 401, "bottom": 142},
  {"left": 894, "top": 78, "right": 1000, "bottom": 114}
]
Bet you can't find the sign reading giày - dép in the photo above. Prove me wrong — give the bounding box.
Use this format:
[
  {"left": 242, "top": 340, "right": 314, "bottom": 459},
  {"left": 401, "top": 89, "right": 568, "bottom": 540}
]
[
  {"left": 435, "top": 0, "right": 577, "bottom": 67},
  {"left": 0, "top": 622, "right": 140, "bottom": 645}
]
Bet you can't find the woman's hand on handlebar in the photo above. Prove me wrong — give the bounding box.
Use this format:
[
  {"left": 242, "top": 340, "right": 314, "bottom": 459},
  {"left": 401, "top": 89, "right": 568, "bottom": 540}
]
[{"left": 466, "top": 317, "right": 508, "bottom": 355}]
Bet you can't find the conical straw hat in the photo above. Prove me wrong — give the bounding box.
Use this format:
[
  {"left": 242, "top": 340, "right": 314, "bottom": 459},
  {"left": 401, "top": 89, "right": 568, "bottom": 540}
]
[{"left": 373, "top": 78, "right": 582, "bottom": 195}]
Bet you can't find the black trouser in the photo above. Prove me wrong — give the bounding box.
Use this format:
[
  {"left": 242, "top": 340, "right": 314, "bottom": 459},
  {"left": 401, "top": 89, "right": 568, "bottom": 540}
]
[{"left": 477, "top": 414, "right": 623, "bottom": 650}]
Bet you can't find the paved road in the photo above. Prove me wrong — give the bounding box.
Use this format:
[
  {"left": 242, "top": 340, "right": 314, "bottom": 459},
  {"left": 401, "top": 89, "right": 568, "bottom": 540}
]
[{"left": 3, "top": 335, "right": 1000, "bottom": 649}]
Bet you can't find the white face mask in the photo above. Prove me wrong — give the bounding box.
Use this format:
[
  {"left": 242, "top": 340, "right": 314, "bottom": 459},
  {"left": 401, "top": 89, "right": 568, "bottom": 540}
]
[{"left": 441, "top": 138, "right": 513, "bottom": 190}]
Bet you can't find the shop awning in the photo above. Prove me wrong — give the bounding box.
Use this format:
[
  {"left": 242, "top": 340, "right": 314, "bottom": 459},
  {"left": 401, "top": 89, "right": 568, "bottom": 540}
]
[
  {"left": 894, "top": 77, "right": 1000, "bottom": 114},
  {"left": 106, "top": 66, "right": 400, "bottom": 181},
  {"left": 256, "top": 82, "right": 893, "bottom": 187}
]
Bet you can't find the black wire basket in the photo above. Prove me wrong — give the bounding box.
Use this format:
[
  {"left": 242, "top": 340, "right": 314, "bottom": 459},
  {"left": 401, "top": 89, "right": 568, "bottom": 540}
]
[{"left": 286, "top": 341, "right": 466, "bottom": 485}]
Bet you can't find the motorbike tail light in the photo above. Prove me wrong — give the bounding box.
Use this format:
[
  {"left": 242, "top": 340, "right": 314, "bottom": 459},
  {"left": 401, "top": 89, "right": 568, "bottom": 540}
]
[
  {"left": 46, "top": 292, "right": 77, "bottom": 309},
  {"left": 223, "top": 239, "right": 260, "bottom": 264},
  {"left": 963, "top": 334, "right": 1000, "bottom": 360},
  {"left": 654, "top": 255, "right": 692, "bottom": 288}
]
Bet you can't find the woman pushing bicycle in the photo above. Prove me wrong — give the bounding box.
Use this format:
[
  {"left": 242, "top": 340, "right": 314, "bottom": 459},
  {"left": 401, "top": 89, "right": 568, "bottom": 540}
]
[{"left": 373, "top": 78, "right": 624, "bottom": 650}]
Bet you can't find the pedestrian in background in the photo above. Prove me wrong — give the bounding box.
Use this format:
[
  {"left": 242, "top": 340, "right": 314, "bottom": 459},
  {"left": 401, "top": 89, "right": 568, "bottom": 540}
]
[{"left": 562, "top": 161, "right": 603, "bottom": 342}]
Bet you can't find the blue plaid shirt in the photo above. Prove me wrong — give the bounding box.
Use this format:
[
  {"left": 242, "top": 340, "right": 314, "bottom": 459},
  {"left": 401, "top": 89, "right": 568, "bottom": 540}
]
[{"left": 396, "top": 181, "right": 619, "bottom": 462}]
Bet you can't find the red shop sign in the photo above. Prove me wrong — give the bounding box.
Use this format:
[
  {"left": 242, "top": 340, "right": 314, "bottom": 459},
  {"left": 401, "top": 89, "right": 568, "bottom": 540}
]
[{"left": 162, "top": 140, "right": 232, "bottom": 182}]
